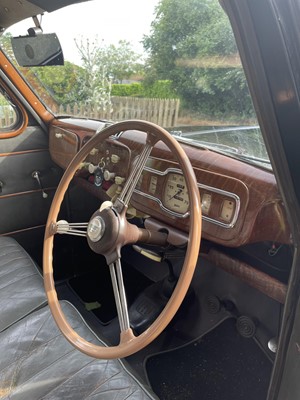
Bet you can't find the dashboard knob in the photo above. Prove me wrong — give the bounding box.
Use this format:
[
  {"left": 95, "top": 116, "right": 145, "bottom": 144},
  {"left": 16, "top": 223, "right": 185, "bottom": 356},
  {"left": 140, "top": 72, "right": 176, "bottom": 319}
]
[
  {"left": 104, "top": 170, "right": 116, "bottom": 181},
  {"left": 90, "top": 148, "right": 99, "bottom": 156},
  {"left": 88, "top": 163, "right": 97, "bottom": 174},
  {"left": 115, "top": 176, "right": 125, "bottom": 185},
  {"left": 111, "top": 154, "right": 120, "bottom": 164}
]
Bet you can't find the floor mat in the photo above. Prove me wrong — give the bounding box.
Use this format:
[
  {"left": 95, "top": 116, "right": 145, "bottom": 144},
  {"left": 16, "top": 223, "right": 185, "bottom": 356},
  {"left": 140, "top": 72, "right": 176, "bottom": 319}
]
[
  {"left": 69, "top": 262, "right": 152, "bottom": 324},
  {"left": 146, "top": 318, "right": 272, "bottom": 400}
]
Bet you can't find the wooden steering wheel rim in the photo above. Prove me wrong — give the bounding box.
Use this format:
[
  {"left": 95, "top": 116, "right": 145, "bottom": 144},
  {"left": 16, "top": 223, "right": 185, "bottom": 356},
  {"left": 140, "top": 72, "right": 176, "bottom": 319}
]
[{"left": 43, "top": 120, "right": 202, "bottom": 359}]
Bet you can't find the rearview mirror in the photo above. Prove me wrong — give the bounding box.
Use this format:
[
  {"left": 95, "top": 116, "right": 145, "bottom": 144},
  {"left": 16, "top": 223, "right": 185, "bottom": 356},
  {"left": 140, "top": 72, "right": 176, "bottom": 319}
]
[{"left": 11, "top": 33, "right": 64, "bottom": 67}]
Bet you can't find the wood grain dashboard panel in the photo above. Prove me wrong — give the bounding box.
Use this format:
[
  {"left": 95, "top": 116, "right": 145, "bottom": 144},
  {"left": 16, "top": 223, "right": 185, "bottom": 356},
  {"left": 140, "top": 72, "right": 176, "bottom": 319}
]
[
  {"left": 48, "top": 121, "right": 291, "bottom": 247},
  {"left": 119, "top": 131, "right": 291, "bottom": 246},
  {"left": 49, "top": 126, "right": 79, "bottom": 169}
]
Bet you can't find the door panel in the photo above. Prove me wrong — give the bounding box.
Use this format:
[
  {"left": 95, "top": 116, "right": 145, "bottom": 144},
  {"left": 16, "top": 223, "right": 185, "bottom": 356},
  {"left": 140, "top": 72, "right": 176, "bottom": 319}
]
[
  {"left": 0, "top": 124, "right": 63, "bottom": 258},
  {"left": 0, "top": 151, "right": 61, "bottom": 198}
]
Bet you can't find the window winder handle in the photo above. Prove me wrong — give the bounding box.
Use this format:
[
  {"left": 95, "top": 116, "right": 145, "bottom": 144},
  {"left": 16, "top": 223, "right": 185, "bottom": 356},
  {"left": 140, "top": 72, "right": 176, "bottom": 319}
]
[{"left": 32, "top": 171, "right": 48, "bottom": 198}]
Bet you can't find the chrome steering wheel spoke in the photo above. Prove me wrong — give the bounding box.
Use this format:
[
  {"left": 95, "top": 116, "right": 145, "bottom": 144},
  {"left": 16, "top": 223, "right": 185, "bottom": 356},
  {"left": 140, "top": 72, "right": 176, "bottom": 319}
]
[
  {"left": 115, "top": 135, "right": 157, "bottom": 212},
  {"left": 54, "top": 220, "right": 88, "bottom": 237},
  {"left": 109, "top": 258, "right": 131, "bottom": 333}
]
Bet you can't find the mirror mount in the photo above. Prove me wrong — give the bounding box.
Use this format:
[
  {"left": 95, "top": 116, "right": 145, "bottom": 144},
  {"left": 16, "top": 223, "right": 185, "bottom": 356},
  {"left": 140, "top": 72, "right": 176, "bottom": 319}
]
[{"left": 27, "top": 15, "right": 43, "bottom": 37}]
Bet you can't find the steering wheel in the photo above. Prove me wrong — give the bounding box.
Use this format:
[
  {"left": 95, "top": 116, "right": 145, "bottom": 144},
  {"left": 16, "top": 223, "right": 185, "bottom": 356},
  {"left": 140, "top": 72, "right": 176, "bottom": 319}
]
[{"left": 43, "top": 120, "right": 202, "bottom": 359}]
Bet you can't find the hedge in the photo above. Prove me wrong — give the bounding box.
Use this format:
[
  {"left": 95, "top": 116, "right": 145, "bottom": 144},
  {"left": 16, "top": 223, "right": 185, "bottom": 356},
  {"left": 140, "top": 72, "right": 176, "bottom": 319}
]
[{"left": 111, "top": 80, "right": 177, "bottom": 99}]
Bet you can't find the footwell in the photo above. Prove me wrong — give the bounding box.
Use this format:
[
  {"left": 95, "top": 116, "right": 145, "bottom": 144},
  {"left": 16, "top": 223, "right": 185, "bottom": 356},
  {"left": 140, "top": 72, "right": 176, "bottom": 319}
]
[{"left": 146, "top": 318, "right": 272, "bottom": 400}]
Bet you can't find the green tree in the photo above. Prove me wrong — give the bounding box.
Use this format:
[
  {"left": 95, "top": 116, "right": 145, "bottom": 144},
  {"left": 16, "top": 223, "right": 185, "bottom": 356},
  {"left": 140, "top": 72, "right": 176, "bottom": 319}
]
[
  {"left": 74, "top": 37, "right": 113, "bottom": 111},
  {"left": 143, "top": 0, "right": 254, "bottom": 120},
  {"left": 0, "top": 33, "right": 15, "bottom": 61},
  {"left": 97, "top": 40, "right": 143, "bottom": 83},
  {"left": 74, "top": 37, "right": 143, "bottom": 112},
  {"left": 31, "top": 62, "right": 85, "bottom": 105}
]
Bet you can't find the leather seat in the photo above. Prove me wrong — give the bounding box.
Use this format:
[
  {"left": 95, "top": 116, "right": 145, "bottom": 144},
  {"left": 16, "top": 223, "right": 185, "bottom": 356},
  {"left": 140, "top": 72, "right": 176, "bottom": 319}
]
[
  {"left": 0, "top": 301, "right": 157, "bottom": 400},
  {"left": 0, "top": 236, "right": 46, "bottom": 332},
  {"left": 0, "top": 238, "right": 157, "bottom": 399}
]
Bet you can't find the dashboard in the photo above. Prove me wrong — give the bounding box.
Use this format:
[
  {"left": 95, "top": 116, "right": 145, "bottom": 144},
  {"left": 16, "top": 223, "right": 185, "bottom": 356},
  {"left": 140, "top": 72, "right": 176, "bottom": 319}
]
[{"left": 49, "top": 119, "right": 291, "bottom": 248}]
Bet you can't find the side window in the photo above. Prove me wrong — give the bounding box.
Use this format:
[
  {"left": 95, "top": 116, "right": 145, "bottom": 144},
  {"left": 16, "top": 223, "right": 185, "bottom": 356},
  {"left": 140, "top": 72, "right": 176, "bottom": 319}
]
[{"left": 0, "top": 93, "right": 18, "bottom": 130}]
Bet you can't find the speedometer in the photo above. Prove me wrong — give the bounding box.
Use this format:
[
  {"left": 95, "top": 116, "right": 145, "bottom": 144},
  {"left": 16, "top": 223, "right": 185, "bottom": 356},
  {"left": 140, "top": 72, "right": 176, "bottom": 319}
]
[{"left": 163, "top": 173, "right": 189, "bottom": 214}]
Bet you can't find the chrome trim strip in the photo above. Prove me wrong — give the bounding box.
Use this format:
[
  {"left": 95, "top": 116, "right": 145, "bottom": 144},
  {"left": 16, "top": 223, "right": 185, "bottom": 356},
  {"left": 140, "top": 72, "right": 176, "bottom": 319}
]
[{"left": 134, "top": 166, "right": 241, "bottom": 228}]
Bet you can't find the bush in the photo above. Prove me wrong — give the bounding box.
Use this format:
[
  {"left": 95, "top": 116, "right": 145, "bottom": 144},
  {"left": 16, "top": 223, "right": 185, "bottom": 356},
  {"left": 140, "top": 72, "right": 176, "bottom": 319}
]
[
  {"left": 111, "top": 80, "right": 178, "bottom": 99},
  {"left": 111, "top": 83, "right": 143, "bottom": 97},
  {"left": 141, "top": 80, "right": 177, "bottom": 98}
]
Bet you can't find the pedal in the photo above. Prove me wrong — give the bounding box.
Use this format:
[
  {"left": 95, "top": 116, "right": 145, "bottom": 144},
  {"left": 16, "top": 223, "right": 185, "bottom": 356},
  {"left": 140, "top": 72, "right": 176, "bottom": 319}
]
[
  {"left": 236, "top": 315, "right": 256, "bottom": 338},
  {"left": 204, "top": 295, "right": 221, "bottom": 314}
]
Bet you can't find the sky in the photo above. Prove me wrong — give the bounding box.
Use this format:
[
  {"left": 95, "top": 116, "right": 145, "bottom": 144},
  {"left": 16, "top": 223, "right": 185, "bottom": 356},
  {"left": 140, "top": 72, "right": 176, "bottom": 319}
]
[{"left": 8, "top": 0, "right": 160, "bottom": 65}]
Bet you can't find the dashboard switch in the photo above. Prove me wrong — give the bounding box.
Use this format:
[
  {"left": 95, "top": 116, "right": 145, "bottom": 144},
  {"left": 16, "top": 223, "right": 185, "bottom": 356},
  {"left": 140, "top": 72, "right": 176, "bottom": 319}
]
[
  {"left": 90, "top": 148, "right": 99, "bottom": 156},
  {"left": 111, "top": 154, "right": 120, "bottom": 164},
  {"left": 115, "top": 176, "right": 125, "bottom": 185},
  {"left": 104, "top": 170, "right": 116, "bottom": 181},
  {"left": 88, "top": 163, "right": 97, "bottom": 174}
]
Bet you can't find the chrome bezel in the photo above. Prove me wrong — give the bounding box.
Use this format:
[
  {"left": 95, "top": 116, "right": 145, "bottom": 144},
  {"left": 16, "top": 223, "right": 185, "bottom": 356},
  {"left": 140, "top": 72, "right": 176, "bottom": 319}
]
[{"left": 133, "top": 167, "right": 241, "bottom": 229}]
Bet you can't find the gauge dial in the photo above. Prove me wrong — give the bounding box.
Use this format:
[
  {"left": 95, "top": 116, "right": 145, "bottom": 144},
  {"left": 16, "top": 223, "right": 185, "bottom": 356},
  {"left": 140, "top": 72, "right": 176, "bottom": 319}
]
[
  {"left": 201, "top": 193, "right": 212, "bottom": 215},
  {"left": 163, "top": 173, "right": 189, "bottom": 214},
  {"left": 220, "top": 199, "right": 235, "bottom": 222},
  {"left": 149, "top": 175, "right": 158, "bottom": 195}
]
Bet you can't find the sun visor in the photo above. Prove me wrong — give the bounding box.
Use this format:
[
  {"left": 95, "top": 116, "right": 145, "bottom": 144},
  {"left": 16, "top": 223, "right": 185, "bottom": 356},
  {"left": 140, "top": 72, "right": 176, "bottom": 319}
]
[{"left": 11, "top": 33, "right": 64, "bottom": 66}]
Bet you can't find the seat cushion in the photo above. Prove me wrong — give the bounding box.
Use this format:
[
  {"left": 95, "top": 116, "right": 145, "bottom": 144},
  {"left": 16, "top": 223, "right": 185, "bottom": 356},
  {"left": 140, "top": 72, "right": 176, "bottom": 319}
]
[
  {"left": 0, "top": 301, "right": 157, "bottom": 400},
  {"left": 0, "top": 236, "right": 46, "bottom": 332}
]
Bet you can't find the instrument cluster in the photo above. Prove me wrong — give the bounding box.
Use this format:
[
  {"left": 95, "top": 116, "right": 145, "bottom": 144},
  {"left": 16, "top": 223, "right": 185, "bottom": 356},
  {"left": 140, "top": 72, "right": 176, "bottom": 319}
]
[{"left": 134, "top": 163, "right": 240, "bottom": 229}]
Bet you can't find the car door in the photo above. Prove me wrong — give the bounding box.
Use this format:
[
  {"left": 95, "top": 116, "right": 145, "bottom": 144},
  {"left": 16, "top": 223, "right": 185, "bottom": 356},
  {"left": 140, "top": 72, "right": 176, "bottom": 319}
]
[
  {"left": 0, "top": 83, "right": 63, "bottom": 263},
  {"left": 222, "top": 0, "right": 300, "bottom": 398}
]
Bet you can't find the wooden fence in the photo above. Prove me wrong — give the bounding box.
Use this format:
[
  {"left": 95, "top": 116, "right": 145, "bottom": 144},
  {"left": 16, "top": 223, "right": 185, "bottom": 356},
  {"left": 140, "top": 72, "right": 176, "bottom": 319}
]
[
  {"left": 0, "top": 105, "right": 17, "bottom": 128},
  {"left": 53, "top": 97, "right": 180, "bottom": 127},
  {"left": 0, "top": 97, "right": 180, "bottom": 128}
]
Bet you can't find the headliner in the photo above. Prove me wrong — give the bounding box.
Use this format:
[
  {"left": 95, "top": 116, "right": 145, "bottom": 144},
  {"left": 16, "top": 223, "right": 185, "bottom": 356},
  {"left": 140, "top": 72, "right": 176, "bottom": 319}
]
[{"left": 0, "top": 0, "right": 92, "bottom": 30}]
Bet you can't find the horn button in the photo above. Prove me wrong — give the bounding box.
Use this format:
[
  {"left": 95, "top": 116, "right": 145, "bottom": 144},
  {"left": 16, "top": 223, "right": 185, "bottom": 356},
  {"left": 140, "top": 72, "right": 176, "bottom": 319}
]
[
  {"left": 87, "top": 207, "right": 120, "bottom": 256},
  {"left": 87, "top": 216, "right": 105, "bottom": 242}
]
